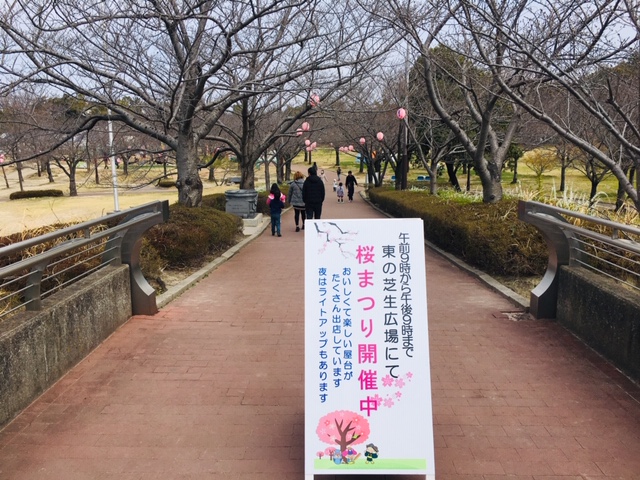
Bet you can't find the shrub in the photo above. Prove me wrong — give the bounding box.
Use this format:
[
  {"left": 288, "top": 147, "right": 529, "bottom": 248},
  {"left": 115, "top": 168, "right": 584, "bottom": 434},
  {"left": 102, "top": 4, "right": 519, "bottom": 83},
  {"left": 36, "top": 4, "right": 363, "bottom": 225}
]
[
  {"left": 143, "top": 203, "right": 243, "bottom": 268},
  {"left": 368, "top": 188, "right": 547, "bottom": 277},
  {"left": 157, "top": 179, "right": 177, "bottom": 188},
  {"left": 200, "top": 193, "right": 227, "bottom": 210},
  {"left": 10, "top": 189, "right": 64, "bottom": 200},
  {"left": 139, "top": 238, "right": 168, "bottom": 292}
]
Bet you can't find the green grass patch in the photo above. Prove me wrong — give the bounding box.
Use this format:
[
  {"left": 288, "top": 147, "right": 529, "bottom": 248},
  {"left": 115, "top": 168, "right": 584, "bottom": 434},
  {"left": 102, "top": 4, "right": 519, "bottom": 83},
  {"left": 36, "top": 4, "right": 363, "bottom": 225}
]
[{"left": 314, "top": 458, "right": 428, "bottom": 470}]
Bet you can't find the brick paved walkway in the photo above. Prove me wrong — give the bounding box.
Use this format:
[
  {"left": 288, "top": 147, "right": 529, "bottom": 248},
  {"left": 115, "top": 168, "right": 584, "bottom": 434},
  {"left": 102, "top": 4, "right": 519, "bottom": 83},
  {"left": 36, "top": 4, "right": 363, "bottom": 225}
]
[{"left": 1, "top": 171, "right": 640, "bottom": 479}]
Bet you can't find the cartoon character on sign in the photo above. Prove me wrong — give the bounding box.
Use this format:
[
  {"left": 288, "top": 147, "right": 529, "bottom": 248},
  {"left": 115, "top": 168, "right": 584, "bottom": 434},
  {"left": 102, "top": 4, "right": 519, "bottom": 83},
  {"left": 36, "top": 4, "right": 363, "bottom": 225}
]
[
  {"left": 343, "top": 447, "right": 359, "bottom": 464},
  {"left": 365, "top": 443, "right": 379, "bottom": 464},
  {"left": 316, "top": 410, "right": 370, "bottom": 465}
]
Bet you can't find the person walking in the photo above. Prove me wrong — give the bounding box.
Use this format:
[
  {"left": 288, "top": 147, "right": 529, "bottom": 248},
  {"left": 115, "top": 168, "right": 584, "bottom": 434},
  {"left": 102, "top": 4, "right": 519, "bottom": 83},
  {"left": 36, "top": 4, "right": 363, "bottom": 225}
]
[
  {"left": 345, "top": 170, "right": 358, "bottom": 202},
  {"left": 267, "top": 183, "right": 286, "bottom": 237},
  {"left": 336, "top": 166, "right": 342, "bottom": 181},
  {"left": 288, "top": 171, "right": 306, "bottom": 232},
  {"left": 336, "top": 182, "right": 344, "bottom": 203},
  {"left": 302, "top": 166, "right": 325, "bottom": 220}
]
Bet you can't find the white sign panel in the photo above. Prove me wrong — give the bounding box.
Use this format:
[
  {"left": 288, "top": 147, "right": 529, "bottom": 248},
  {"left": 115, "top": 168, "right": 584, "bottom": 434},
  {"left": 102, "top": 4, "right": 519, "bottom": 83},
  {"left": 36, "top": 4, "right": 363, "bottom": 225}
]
[{"left": 304, "top": 218, "right": 435, "bottom": 477}]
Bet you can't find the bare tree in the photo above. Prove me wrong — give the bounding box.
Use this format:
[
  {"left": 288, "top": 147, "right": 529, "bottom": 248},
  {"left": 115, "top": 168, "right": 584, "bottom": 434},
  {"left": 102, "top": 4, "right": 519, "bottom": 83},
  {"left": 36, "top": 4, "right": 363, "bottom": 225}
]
[
  {"left": 374, "top": 1, "right": 526, "bottom": 202},
  {"left": 0, "top": 0, "right": 395, "bottom": 206},
  {"left": 453, "top": 0, "right": 640, "bottom": 210},
  {"left": 0, "top": 91, "right": 55, "bottom": 191}
]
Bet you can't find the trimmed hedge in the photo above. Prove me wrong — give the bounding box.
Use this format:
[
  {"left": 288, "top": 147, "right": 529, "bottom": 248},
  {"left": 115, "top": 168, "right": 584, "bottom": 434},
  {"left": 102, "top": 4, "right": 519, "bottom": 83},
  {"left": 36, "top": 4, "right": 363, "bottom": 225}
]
[
  {"left": 143, "top": 202, "right": 243, "bottom": 268},
  {"left": 200, "top": 192, "right": 227, "bottom": 210},
  {"left": 157, "top": 179, "right": 177, "bottom": 188},
  {"left": 368, "top": 188, "right": 547, "bottom": 277},
  {"left": 10, "top": 189, "right": 64, "bottom": 200}
]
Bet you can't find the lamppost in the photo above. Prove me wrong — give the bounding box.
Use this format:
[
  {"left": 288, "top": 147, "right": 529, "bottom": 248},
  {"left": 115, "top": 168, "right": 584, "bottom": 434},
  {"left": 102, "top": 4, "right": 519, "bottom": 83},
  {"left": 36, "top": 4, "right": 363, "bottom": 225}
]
[
  {"left": 397, "top": 108, "right": 408, "bottom": 190},
  {"left": 107, "top": 109, "right": 120, "bottom": 211}
]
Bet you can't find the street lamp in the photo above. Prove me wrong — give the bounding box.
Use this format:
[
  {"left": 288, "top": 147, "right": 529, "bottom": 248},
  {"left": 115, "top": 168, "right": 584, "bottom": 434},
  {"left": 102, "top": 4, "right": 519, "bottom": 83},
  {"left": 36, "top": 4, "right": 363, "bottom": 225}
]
[
  {"left": 397, "top": 107, "right": 408, "bottom": 189},
  {"left": 107, "top": 109, "right": 120, "bottom": 211}
]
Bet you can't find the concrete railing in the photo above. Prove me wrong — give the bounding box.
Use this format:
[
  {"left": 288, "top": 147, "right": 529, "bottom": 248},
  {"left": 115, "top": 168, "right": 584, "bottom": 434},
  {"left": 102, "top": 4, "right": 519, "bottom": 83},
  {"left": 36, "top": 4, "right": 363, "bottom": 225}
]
[
  {"left": 0, "top": 200, "right": 170, "bottom": 319},
  {"left": 518, "top": 200, "right": 640, "bottom": 319},
  {"left": 519, "top": 200, "right": 640, "bottom": 379}
]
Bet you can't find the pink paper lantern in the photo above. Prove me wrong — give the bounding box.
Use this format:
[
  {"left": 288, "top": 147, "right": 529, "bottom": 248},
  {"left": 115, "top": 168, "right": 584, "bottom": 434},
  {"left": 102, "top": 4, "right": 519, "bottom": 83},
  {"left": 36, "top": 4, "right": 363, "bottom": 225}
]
[
  {"left": 305, "top": 139, "right": 311, "bottom": 146},
  {"left": 301, "top": 122, "right": 310, "bottom": 131},
  {"left": 296, "top": 128, "right": 303, "bottom": 136},
  {"left": 397, "top": 108, "right": 407, "bottom": 120},
  {"left": 359, "top": 137, "right": 366, "bottom": 145},
  {"left": 311, "top": 142, "right": 317, "bottom": 149},
  {"left": 310, "top": 94, "right": 320, "bottom": 107},
  {"left": 348, "top": 145, "right": 354, "bottom": 151},
  {"left": 0, "top": 153, "right": 4, "bottom": 164},
  {"left": 377, "top": 132, "right": 384, "bottom": 141}
]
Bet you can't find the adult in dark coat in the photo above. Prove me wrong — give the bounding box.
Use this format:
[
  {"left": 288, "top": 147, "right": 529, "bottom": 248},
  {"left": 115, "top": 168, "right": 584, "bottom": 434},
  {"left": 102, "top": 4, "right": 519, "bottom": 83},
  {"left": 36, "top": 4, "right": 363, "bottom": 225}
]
[
  {"left": 302, "top": 167, "right": 326, "bottom": 220},
  {"left": 345, "top": 170, "right": 358, "bottom": 202}
]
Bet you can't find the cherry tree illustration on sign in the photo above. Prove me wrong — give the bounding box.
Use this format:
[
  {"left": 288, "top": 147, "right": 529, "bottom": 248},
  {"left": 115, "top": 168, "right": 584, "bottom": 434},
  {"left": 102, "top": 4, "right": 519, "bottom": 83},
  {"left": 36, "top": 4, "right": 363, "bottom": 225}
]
[{"left": 316, "top": 410, "right": 371, "bottom": 464}]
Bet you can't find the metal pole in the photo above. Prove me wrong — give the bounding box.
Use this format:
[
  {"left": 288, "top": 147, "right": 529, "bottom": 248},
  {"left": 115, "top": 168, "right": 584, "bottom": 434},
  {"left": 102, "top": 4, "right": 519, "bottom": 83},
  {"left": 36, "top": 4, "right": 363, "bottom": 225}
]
[{"left": 108, "top": 109, "right": 120, "bottom": 211}]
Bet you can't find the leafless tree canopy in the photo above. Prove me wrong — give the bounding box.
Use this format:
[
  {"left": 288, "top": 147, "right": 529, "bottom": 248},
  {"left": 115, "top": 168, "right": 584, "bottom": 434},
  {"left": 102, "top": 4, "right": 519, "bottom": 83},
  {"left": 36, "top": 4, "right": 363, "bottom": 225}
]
[
  {"left": 2, "top": 0, "right": 640, "bottom": 210},
  {"left": 368, "top": 0, "right": 640, "bottom": 208},
  {"left": 1, "top": 0, "right": 395, "bottom": 205}
]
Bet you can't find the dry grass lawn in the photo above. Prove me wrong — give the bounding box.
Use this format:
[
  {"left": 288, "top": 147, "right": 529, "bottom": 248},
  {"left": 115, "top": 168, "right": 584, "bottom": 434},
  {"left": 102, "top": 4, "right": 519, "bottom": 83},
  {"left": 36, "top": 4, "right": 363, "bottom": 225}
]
[{"left": 0, "top": 163, "right": 241, "bottom": 236}]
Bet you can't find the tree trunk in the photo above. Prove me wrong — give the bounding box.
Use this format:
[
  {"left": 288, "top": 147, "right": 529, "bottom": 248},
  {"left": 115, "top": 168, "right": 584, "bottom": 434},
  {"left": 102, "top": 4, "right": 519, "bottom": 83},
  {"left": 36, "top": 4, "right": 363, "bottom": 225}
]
[
  {"left": 615, "top": 183, "right": 626, "bottom": 211},
  {"left": 476, "top": 156, "right": 503, "bottom": 203},
  {"left": 334, "top": 147, "right": 340, "bottom": 166},
  {"left": 94, "top": 159, "right": 100, "bottom": 185},
  {"left": 240, "top": 160, "right": 256, "bottom": 190},
  {"left": 46, "top": 161, "right": 54, "bottom": 183},
  {"left": 589, "top": 181, "right": 598, "bottom": 203},
  {"left": 1, "top": 167, "right": 9, "bottom": 188},
  {"left": 276, "top": 157, "right": 284, "bottom": 184},
  {"left": 511, "top": 158, "right": 518, "bottom": 184},
  {"left": 446, "top": 161, "right": 461, "bottom": 191},
  {"left": 69, "top": 166, "right": 78, "bottom": 196},
  {"left": 264, "top": 159, "right": 270, "bottom": 189},
  {"left": 560, "top": 164, "right": 567, "bottom": 192},
  {"left": 175, "top": 138, "right": 203, "bottom": 207},
  {"left": 16, "top": 160, "right": 24, "bottom": 192},
  {"left": 284, "top": 157, "right": 292, "bottom": 182}
]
